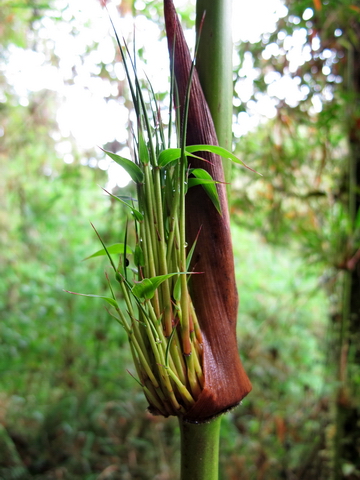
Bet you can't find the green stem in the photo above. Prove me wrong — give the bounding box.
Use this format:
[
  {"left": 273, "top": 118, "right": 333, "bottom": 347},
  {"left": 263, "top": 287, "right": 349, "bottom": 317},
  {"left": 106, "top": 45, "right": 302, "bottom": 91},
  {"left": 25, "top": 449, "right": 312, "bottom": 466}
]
[
  {"left": 196, "top": 0, "right": 233, "bottom": 189},
  {"left": 179, "top": 416, "right": 221, "bottom": 480}
]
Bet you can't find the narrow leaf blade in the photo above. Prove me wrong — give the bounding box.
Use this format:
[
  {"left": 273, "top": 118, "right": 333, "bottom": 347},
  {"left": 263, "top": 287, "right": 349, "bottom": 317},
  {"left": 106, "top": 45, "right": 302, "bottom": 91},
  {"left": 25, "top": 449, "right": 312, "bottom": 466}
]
[
  {"left": 101, "top": 148, "right": 144, "bottom": 183},
  {"left": 64, "top": 291, "right": 119, "bottom": 308},
  {"left": 132, "top": 272, "right": 192, "bottom": 300},
  {"left": 158, "top": 148, "right": 181, "bottom": 167},
  {"left": 186, "top": 144, "right": 260, "bottom": 174},
  {"left": 102, "top": 188, "right": 143, "bottom": 221},
  {"left": 189, "top": 168, "right": 222, "bottom": 214},
  {"left": 84, "top": 243, "right": 133, "bottom": 261}
]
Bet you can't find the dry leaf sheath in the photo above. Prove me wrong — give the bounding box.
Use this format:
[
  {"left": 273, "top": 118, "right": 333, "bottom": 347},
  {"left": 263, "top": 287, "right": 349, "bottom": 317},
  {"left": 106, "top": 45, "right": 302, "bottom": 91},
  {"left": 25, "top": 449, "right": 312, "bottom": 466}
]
[{"left": 164, "top": 0, "right": 252, "bottom": 422}]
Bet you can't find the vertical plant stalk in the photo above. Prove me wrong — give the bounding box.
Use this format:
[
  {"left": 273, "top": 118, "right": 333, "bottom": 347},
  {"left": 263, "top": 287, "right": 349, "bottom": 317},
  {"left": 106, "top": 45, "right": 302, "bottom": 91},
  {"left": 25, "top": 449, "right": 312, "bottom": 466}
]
[
  {"left": 165, "top": 0, "right": 247, "bottom": 476},
  {"left": 333, "top": 32, "right": 360, "bottom": 480},
  {"left": 179, "top": 416, "right": 221, "bottom": 480},
  {"left": 195, "top": 0, "right": 233, "bottom": 184}
]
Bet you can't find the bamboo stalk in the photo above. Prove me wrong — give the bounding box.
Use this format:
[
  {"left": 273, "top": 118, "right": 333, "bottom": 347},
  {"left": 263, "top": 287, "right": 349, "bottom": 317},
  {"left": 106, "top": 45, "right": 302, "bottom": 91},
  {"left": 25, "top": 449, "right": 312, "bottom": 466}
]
[
  {"left": 179, "top": 416, "right": 221, "bottom": 480},
  {"left": 195, "top": 0, "right": 233, "bottom": 184},
  {"left": 165, "top": 0, "right": 249, "bottom": 480},
  {"left": 178, "top": 0, "right": 232, "bottom": 475}
]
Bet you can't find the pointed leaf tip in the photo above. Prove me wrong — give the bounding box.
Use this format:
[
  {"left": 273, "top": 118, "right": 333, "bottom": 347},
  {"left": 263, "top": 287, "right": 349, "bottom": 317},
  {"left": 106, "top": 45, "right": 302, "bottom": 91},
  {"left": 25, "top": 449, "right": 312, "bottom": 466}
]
[
  {"left": 64, "top": 290, "right": 119, "bottom": 308},
  {"left": 83, "top": 243, "right": 133, "bottom": 261},
  {"left": 100, "top": 148, "right": 143, "bottom": 183}
]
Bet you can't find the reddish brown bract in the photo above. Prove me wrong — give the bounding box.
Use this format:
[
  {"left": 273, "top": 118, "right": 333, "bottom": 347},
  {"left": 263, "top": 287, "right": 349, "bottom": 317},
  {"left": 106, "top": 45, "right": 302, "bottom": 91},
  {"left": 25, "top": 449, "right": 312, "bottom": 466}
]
[{"left": 164, "top": 0, "right": 252, "bottom": 422}]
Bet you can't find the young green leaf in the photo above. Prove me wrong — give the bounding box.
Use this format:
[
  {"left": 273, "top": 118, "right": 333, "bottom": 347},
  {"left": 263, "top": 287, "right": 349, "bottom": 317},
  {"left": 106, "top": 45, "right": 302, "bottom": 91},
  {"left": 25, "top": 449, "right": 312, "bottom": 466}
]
[
  {"left": 64, "top": 291, "right": 119, "bottom": 308},
  {"left": 187, "top": 177, "right": 220, "bottom": 187},
  {"left": 158, "top": 147, "right": 211, "bottom": 168},
  {"left": 100, "top": 148, "right": 144, "bottom": 183},
  {"left": 84, "top": 243, "right": 133, "bottom": 261},
  {"left": 185, "top": 144, "right": 260, "bottom": 174},
  {"left": 131, "top": 278, "right": 155, "bottom": 301},
  {"left": 132, "top": 272, "right": 191, "bottom": 301},
  {"left": 188, "top": 168, "right": 222, "bottom": 214},
  {"left": 158, "top": 144, "right": 253, "bottom": 172},
  {"left": 158, "top": 147, "right": 182, "bottom": 167}
]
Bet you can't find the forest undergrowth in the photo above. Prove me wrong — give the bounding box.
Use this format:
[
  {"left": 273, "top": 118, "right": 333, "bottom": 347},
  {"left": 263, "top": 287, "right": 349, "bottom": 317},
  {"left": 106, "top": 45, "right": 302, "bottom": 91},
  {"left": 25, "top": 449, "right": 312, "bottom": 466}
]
[{"left": 0, "top": 225, "right": 329, "bottom": 480}]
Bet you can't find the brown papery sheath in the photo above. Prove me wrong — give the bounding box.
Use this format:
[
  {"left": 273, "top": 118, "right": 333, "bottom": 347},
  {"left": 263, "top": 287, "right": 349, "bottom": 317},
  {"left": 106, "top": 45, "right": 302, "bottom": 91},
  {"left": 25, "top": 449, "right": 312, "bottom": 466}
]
[{"left": 163, "top": 0, "right": 252, "bottom": 422}]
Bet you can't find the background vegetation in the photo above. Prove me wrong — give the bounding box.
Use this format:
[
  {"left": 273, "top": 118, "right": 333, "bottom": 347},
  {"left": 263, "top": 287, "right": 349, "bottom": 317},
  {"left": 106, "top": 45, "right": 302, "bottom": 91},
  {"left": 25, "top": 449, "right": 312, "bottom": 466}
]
[{"left": 0, "top": 0, "right": 359, "bottom": 479}]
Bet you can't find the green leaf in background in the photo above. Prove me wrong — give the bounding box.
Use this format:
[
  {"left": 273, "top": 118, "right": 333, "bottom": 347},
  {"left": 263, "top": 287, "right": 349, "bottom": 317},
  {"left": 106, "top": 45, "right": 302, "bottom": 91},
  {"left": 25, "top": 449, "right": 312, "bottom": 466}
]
[
  {"left": 83, "top": 243, "right": 133, "bottom": 261},
  {"left": 100, "top": 148, "right": 144, "bottom": 183},
  {"left": 188, "top": 168, "right": 222, "bottom": 214},
  {"left": 64, "top": 291, "right": 119, "bottom": 308}
]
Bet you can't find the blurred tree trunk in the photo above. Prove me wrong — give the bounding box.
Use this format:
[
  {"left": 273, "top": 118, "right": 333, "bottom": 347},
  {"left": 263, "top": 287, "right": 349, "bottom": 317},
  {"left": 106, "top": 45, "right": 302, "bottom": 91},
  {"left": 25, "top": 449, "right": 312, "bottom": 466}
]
[{"left": 334, "top": 19, "right": 360, "bottom": 480}]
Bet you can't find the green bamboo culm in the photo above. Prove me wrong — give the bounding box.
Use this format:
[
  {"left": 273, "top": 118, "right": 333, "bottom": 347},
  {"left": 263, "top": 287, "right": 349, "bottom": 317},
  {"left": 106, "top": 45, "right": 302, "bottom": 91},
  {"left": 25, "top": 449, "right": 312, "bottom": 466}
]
[
  {"left": 195, "top": 0, "right": 233, "bottom": 185},
  {"left": 177, "top": 1, "right": 234, "bottom": 477},
  {"left": 179, "top": 417, "right": 221, "bottom": 480}
]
